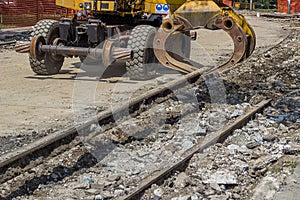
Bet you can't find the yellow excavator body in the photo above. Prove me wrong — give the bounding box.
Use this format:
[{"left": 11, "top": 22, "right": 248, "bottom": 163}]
[
  {"left": 56, "top": 0, "right": 85, "bottom": 10},
  {"left": 16, "top": 0, "right": 256, "bottom": 79}
]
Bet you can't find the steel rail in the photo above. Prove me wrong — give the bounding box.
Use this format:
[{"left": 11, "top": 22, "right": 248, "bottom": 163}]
[
  {"left": 120, "top": 99, "right": 271, "bottom": 200},
  {"left": 0, "top": 67, "right": 210, "bottom": 170}
]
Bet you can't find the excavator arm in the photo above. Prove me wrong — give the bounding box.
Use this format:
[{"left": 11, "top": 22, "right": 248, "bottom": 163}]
[{"left": 153, "top": 0, "right": 256, "bottom": 73}]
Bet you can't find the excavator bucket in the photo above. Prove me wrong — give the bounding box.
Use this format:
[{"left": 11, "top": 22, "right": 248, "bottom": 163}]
[{"left": 153, "top": 0, "right": 256, "bottom": 73}]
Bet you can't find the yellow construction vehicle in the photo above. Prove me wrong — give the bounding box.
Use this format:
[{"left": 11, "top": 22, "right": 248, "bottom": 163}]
[{"left": 16, "top": 0, "right": 255, "bottom": 80}]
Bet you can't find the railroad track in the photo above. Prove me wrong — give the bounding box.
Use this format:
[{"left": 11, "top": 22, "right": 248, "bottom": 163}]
[
  {"left": 0, "top": 67, "right": 208, "bottom": 198},
  {"left": 120, "top": 99, "right": 271, "bottom": 200},
  {"left": 0, "top": 98, "right": 271, "bottom": 199},
  {"left": 0, "top": 63, "right": 271, "bottom": 199}
]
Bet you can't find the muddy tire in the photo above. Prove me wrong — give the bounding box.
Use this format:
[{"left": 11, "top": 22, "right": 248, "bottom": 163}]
[
  {"left": 29, "top": 20, "right": 64, "bottom": 75},
  {"left": 126, "top": 25, "right": 157, "bottom": 80}
]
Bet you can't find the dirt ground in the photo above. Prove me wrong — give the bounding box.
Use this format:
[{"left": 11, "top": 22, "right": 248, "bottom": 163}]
[{"left": 0, "top": 15, "right": 288, "bottom": 138}]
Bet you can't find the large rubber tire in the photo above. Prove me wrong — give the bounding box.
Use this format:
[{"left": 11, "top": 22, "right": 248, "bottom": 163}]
[
  {"left": 29, "top": 20, "right": 64, "bottom": 75},
  {"left": 126, "top": 25, "right": 157, "bottom": 80}
]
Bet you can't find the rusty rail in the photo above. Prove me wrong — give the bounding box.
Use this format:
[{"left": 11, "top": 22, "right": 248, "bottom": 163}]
[
  {"left": 120, "top": 99, "right": 271, "bottom": 200},
  {"left": 0, "top": 67, "right": 209, "bottom": 170}
]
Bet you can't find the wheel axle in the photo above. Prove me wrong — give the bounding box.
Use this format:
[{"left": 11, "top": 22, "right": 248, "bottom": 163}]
[{"left": 29, "top": 35, "right": 133, "bottom": 67}]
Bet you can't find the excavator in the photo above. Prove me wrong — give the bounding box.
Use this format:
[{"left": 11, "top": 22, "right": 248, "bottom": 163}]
[{"left": 16, "top": 0, "right": 255, "bottom": 80}]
